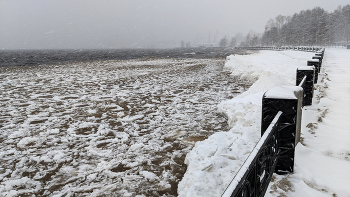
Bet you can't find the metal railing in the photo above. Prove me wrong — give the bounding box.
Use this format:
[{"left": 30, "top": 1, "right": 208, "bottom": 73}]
[
  {"left": 221, "top": 47, "right": 325, "bottom": 197},
  {"left": 298, "top": 75, "right": 307, "bottom": 107},
  {"left": 235, "top": 46, "right": 323, "bottom": 51},
  {"left": 222, "top": 112, "right": 282, "bottom": 197},
  {"left": 298, "top": 75, "right": 307, "bottom": 88}
]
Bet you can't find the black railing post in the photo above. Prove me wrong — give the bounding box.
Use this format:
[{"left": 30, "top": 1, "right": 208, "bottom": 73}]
[
  {"left": 296, "top": 67, "right": 315, "bottom": 106},
  {"left": 312, "top": 55, "right": 322, "bottom": 67},
  {"left": 307, "top": 59, "right": 320, "bottom": 83},
  {"left": 315, "top": 49, "right": 324, "bottom": 59},
  {"left": 315, "top": 49, "right": 324, "bottom": 70},
  {"left": 261, "top": 86, "right": 303, "bottom": 174}
]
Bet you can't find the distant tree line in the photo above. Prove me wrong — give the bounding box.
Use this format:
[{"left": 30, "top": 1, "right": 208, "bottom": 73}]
[
  {"left": 218, "top": 34, "right": 242, "bottom": 48},
  {"left": 237, "top": 5, "right": 350, "bottom": 47},
  {"left": 183, "top": 5, "right": 349, "bottom": 48},
  {"left": 181, "top": 40, "right": 192, "bottom": 48}
]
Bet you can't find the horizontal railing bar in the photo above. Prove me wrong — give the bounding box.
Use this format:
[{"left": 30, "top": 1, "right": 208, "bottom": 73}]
[
  {"left": 298, "top": 75, "right": 307, "bottom": 88},
  {"left": 222, "top": 111, "right": 283, "bottom": 197}
]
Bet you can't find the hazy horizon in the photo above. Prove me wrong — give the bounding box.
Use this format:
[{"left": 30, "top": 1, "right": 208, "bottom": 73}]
[{"left": 1, "top": 0, "right": 349, "bottom": 50}]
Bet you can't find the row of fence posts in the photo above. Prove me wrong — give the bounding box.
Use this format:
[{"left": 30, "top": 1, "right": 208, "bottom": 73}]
[
  {"left": 236, "top": 46, "right": 323, "bottom": 52},
  {"left": 222, "top": 48, "right": 325, "bottom": 197}
]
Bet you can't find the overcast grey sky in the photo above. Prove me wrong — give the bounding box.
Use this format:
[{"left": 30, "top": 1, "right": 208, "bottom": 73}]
[{"left": 1, "top": 0, "right": 349, "bottom": 49}]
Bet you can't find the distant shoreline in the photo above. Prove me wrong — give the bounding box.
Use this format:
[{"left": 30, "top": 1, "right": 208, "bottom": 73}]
[{"left": 0, "top": 47, "right": 240, "bottom": 67}]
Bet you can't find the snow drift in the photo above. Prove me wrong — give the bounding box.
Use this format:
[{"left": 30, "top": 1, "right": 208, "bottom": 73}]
[{"left": 178, "top": 49, "right": 327, "bottom": 197}]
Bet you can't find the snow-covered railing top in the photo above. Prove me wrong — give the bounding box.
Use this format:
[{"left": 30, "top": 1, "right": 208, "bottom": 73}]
[
  {"left": 264, "top": 86, "right": 303, "bottom": 100},
  {"left": 235, "top": 46, "right": 323, "bottom": 52},
  {"left": 298, "top": 75, "right": 307, "bottom": 88}
]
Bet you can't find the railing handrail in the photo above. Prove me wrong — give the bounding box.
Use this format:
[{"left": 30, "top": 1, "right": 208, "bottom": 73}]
[
  {"left": 222, "top": 111, "right": 283, "bottom": 197},
  {"left": 298, "top": 75, "right": 307, "bottom": 88},
  {"left": 235, "top": 46, "right": 323, "bottom": 52}
]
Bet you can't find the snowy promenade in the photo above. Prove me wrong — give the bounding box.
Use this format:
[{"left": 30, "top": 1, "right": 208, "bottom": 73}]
[
  {"left": 178, "top": 48, "right": 350, "bottom": 197},
  {"left": 266, "top": 48, "right": 350, "bottom": 197}
]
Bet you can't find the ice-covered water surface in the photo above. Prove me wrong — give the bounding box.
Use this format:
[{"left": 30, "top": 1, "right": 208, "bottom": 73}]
[{"left": 0, "top": 58, "right": 250, "bottom": 196}]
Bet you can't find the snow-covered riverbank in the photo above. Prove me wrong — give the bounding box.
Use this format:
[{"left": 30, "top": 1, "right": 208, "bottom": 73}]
[{"left": 178, "top": 48, "right": 350, "bottom": 197}]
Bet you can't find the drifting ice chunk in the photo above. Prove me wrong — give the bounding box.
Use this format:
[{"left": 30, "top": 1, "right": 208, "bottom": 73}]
[{"left": 120, "top": 115, "right": 144, "bottom": 122}]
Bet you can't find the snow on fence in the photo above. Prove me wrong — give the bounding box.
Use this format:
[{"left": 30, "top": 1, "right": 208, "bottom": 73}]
[
  {"left": 222, "top": 48, "right": 325, "bottom": 197},
  {"left": 236, "top": 46, "right": 323, "bottom": 52}
]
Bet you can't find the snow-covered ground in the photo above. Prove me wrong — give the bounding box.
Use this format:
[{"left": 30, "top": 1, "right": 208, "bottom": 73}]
[
  {"left": 266, "top": 48, "right": 350, "bottom": 197},
  {"left": 0, "top": 58, "right": 249, "bottom": 196},
  {"left": 178, "top": 48, "right": 350, "bottom": 197}
]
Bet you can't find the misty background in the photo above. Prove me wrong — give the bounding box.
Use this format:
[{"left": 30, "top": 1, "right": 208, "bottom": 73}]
[{"left": 1, "top": 0, "right": 349, "bottom": 49}]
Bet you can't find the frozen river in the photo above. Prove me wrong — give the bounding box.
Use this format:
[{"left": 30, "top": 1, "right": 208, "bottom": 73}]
[{"left": 0, "top": 58, "right": 250, "bottom": 196}]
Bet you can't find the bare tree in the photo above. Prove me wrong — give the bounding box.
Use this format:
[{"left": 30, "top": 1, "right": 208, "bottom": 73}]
[
  {"left": 181, "top": 41, "right": 185, "bottom": 48},
  {"left": 229, "top": 37, "right": 237, "bottom": 47},
  {"left": 219, "top": 36, "right": 228, "bottom": 47}
]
